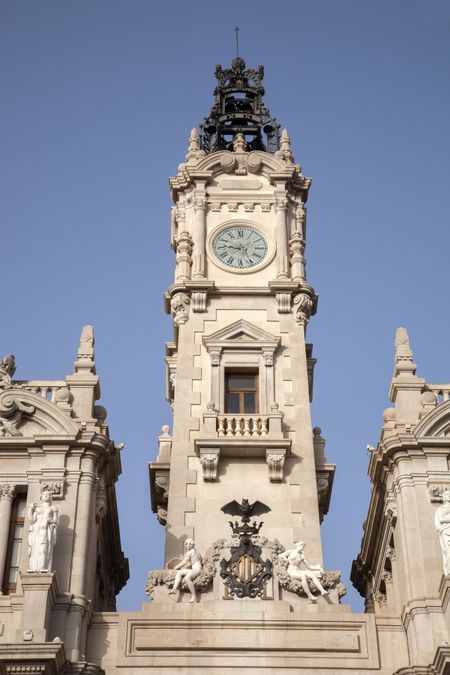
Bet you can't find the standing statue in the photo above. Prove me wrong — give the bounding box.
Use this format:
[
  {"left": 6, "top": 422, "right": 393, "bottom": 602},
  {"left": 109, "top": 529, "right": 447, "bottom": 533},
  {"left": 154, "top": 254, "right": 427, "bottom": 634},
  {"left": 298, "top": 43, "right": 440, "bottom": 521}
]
[
  {"left": 435, "top": 489, "right": 450, "bottom": 576},
  {"left": 168, "top": 538, "right": 203, "bottom": 603},
  {"left": 27, "top": 490, "right": 58, "bottom": 572},
  {"left": 277, "top": 541, "right": 328, "bottom": 600}
]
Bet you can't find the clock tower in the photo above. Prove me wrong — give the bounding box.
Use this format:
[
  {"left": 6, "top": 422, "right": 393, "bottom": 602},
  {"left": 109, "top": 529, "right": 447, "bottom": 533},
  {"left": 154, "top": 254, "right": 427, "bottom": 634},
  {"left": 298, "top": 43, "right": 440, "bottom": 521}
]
[{"left": 150, "top": 56, "right": 335, "bottom": 580}]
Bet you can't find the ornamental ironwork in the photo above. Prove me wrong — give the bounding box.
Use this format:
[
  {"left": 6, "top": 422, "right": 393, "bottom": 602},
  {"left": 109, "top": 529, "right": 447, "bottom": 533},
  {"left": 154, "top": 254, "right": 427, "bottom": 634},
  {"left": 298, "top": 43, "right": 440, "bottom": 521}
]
[
  {"left": 199, "top": 58, "right": 280, "bottom": 155},
  {"left": 220, "top": 498, "right": 273, "bottom": 598}
]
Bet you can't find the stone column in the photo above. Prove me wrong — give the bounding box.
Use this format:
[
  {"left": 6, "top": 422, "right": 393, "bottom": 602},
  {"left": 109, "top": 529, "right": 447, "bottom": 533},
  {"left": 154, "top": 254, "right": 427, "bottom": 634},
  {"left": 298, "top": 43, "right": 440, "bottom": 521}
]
[
  {"left": 192, "top": 196, "right": 206, "bottom": 279},
  {"left": 0, "top": 484, "right": 15, "bottom": 593},
  {"left": 275, "top": 199, "right": 289, "bottom": 279},
  {"left": 70, "top": 455, "right": 95, "bottom": 595}
]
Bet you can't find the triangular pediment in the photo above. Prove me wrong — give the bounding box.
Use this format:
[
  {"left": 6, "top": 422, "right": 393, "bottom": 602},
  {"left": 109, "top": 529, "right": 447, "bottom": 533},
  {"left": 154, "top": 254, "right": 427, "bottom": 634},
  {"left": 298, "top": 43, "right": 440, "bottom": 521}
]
[{"left": 203, "top": 319, "right": 280, "bottom": 351}]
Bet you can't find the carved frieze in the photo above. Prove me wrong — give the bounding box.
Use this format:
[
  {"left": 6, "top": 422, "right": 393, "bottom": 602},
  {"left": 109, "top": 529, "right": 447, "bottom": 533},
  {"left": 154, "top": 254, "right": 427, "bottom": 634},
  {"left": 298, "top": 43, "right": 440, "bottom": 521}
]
[{"left": 40, "top": 481, "right": 65, "bottom": 500}]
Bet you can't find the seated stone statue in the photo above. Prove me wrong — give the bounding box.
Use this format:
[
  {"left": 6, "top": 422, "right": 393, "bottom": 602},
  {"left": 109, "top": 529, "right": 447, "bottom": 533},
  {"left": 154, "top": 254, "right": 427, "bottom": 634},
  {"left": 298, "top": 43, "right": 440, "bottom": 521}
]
[
  {"left": 168, "top": 538, "right": 203, "bottom": 603},
  {"left": 278, "top": 541, "right": 328, "bottom": 600}
]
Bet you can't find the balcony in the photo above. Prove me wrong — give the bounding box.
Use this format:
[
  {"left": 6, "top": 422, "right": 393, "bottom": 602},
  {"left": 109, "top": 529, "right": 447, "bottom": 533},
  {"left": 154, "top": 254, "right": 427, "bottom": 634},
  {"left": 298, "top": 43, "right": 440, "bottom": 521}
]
[{"left": 194, "top": 407, "right": 291, "bottom": 482}]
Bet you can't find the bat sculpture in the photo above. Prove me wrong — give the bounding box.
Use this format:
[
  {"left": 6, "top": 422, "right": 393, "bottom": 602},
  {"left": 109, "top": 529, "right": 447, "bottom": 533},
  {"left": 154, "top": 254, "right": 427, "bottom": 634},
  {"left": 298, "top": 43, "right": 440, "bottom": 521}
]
[{"left": 221, "top": 498, "right": 271, "bottom": 535}]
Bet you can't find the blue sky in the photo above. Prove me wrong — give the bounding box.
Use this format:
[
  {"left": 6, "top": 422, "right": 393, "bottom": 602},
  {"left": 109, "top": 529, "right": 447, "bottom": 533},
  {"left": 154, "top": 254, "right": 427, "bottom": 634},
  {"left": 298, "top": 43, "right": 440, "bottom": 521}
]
[{"left": 1, "top": 0, "right": 450, "bottom": 611}]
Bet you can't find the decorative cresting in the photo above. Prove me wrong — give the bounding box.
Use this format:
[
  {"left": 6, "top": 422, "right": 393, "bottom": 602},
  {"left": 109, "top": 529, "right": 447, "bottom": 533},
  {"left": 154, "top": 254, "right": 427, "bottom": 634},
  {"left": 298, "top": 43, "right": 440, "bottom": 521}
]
[
  {"left": 220, "top": 499, "right": 272, "bottom": 598},
  {"left": 199, "top": 57, "right": 280, "bottom": 155}
]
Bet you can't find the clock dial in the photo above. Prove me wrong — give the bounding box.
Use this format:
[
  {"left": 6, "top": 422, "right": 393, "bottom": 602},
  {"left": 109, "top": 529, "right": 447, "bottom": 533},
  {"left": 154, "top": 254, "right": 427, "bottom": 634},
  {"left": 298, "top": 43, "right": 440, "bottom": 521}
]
[{"left": 212, "top": 226, "right": 268, "bottom": 269}]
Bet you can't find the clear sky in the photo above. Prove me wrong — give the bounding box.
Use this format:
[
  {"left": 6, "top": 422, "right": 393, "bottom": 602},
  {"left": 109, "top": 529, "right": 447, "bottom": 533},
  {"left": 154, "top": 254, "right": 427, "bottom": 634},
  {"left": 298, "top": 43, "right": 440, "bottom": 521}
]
[{"left": 1, "top": 0, "right": 449, "bottom": 611}]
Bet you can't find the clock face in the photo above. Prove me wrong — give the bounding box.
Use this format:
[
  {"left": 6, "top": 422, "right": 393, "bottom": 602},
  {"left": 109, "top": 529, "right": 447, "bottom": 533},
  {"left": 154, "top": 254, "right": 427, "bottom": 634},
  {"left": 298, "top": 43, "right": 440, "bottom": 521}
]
[{"left": 212, "top": 226, "right": 268, "bottom": 270}]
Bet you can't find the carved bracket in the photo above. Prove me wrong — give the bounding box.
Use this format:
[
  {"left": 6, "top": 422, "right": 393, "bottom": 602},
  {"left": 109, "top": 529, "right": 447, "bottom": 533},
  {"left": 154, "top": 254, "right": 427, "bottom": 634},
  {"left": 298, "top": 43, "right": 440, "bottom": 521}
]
[
  {"left": 266, "top": 449, "right": 286, "bottom": 482},
  {"left": 40, "top": 480, "right": 65, "bottom": 500},
  {"left": 200, "top": 449, "right": 220, "bottom": 481}
]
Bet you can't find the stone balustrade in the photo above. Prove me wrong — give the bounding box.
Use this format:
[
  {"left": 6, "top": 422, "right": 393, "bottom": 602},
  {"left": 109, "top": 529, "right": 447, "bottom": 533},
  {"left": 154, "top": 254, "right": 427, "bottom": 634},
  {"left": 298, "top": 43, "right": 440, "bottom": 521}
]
[
  {"left": 217, "top": 415, "right": 270, "bottom": 437},
  {"left": 15, "top": 380, "right": 67, "bottom": 403},
  {"left": 428, "top": 385, "right": 450, "bottom": 403}
]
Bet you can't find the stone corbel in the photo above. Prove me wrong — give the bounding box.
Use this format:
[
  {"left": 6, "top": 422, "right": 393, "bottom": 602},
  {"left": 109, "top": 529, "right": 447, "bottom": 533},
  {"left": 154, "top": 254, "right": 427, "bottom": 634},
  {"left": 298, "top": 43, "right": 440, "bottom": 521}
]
[
  {"left": 40, "top": 480, "right": 65, "bottom": 500},
  {"left": 266, "top": 449, "right": 286, "bottom": 482},
  {"left": 191, "top": 291, "right": 207, "bottom": 312},
  {"left": 170, "top": 292, "right": 191, "bottom": 326},
  {"left": 275, "top": 292, "right": 291, "bottom": 313},
  {"left": 293, "top": 292, "right": 313, "bottom": 326},
  {"left": 200, "top": 448, "right": 220, "bottom": 481}
]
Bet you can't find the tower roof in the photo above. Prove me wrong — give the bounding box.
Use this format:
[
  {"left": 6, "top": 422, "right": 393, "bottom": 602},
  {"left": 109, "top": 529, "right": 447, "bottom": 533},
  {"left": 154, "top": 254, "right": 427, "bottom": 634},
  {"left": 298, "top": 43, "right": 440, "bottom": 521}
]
[{"left": 199, "top": 57, "right": 280, "bottom": 155}]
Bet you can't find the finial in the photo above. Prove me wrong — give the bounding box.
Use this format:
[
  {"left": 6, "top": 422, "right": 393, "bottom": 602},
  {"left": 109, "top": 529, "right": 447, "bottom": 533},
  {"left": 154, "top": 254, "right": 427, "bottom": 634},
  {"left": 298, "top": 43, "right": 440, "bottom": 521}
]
[
  {"left": 395, "top": 327, "right": 413, "bottom": 363},
  {"left": 394, "top": 327, "right": 416, "bottom": 376},
  {"left": 185, "top": 127, "right": 205, "bottom": 163},
  {"left": 234, "top": 26, "right": 240, "bottom": 58},
  {"left": 78, "top": 325, "right": 95, "bottom": 360},
  {"left": 275, "top": 128, "right": 294, "bottom": 163}
]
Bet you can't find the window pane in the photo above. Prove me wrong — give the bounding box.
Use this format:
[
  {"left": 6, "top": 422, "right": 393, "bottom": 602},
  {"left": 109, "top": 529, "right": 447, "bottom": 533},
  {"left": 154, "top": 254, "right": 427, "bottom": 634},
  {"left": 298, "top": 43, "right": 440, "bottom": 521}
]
[
  {"left": 9, "top": 540, "right": 21, "bottom": 568},
  {"left": 227, "top": 375, "right": 256, "bottom": 390},
  {"left": 16, "top": 498, "right": 26, "bottom": 518},
  {"left": 244, "top": 392, "right": 256, "bottom": 414},
  {"left": 226, "top": 392, "right": 240, "bottom": 413}
]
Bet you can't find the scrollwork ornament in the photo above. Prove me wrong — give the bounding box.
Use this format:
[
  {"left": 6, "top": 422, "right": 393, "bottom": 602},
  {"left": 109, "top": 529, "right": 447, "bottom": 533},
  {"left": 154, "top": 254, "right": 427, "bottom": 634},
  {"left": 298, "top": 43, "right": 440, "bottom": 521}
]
[
  {"left": 170, "top": 293, "right": 191, "bottom": 326},
  {"left": 0, "top": 393, "right": 35, "bottom": 437},
  {"left": 292, "top": 293, "right": 313, "bottom": 326}
]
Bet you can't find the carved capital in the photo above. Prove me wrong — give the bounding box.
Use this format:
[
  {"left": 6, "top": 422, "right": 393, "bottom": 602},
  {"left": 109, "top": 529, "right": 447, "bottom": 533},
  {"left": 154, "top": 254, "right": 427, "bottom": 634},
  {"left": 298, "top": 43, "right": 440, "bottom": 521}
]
[
  {"left": 194, "top": 197, "right": 207, "bottom": 210},
  {"left": 170, "top": 292, "right": 191, "bottom": 326},
  {"left": 266, "top": 449, "right": 286, "bottom": 482},
  {"left": 274, "top": 199, "right": 288, "bottom": 213},
  {"left": 386, "top": 546, "right": 396, "bottom": 562},
  {"left": 262, "top": 349, "right": 274, "bottom": 367},
  {"left": 200, "top": 449, "right": 220, "bottom": 481},
  {"left": 209, "top": 348, "right": 222, "bottom": 366},
  {"left": 0, "top": 484, "right": 16, "bottom": 502}
]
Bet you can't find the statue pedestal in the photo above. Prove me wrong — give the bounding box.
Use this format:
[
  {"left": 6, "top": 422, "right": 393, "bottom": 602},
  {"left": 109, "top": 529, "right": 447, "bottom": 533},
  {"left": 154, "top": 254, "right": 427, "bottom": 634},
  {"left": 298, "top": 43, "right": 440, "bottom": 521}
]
[{"left": 18, "top": 571, "right": 58, "bottom": 642}]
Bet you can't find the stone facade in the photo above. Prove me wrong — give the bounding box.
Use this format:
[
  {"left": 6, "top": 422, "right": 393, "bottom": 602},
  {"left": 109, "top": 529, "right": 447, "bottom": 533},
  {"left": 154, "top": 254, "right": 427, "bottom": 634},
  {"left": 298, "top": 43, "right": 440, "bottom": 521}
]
[{"left": 1, "top": 58, "right": 450, "bottom": 674}]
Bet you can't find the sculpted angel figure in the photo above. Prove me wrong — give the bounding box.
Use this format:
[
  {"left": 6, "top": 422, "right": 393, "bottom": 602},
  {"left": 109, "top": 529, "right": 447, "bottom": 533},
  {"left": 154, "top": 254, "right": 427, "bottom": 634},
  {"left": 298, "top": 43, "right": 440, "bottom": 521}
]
[
  {"left": 435, "top": 489, "right": 450, "bottom": 576},
  {"left": 278, "top": 541, "right": 328, "bottom": 600},
  {"left": 28, "top": 490, "right": 58, "bottom": 572},
  {"left": 168, "top": 538, "right": 203, "bottom": 603}
]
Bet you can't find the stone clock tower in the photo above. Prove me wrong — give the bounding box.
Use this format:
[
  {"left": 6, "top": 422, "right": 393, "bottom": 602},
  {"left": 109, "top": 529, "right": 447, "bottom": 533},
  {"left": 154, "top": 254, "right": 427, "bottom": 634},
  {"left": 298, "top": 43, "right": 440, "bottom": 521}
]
[
  {"left": 150, "top": 56, "right": 335, "bottom": 572},
  {"left": 4, "top": 57, "right": 450, "bottom": 675}
]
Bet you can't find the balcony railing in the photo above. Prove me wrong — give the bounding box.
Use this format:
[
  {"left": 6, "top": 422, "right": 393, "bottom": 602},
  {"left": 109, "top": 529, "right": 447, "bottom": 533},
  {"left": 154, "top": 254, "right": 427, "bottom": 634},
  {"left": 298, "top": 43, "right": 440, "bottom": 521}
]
[
  {"left": 428, "top": 385, "right": 450, "bottom": 403},
  {"left": 14, "top": 380, "right": 67, "bottom": 403},
  {"left": 218, "top": 415, "right": 269, "bottom": 437}
]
